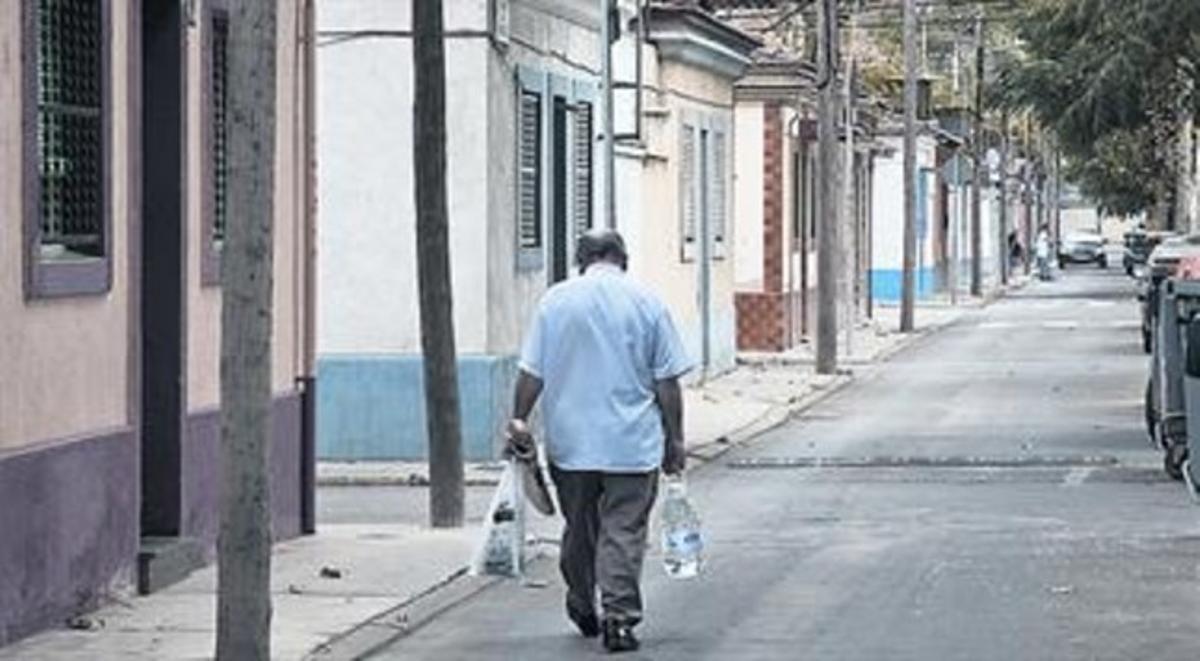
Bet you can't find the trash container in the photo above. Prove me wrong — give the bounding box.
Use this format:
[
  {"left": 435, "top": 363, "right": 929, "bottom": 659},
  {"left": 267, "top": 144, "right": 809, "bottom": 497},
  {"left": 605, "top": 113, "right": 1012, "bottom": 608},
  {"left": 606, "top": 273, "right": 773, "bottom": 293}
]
[
  {"left": 1157, "top": 281, "right": 1188, "bottom": 480},
  {"left": 1183, "top": 317, "right": 1200, "bottom": 499}
]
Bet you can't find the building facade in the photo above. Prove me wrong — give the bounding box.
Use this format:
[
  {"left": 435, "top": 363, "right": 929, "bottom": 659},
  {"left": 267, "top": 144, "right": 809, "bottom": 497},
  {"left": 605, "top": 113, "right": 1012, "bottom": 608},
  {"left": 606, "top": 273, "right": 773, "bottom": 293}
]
[
  {"left": 0, "top": 0, "right": 316, "bottom": 645},
  {"left": 620, "top": 3, "right": 758, "bottom": 375},
  {"left": 316, "top": 0, "right": 603, "bottom": 460},
  {"left": 869, "top": 128, "right": 940, "bottom": 302}
]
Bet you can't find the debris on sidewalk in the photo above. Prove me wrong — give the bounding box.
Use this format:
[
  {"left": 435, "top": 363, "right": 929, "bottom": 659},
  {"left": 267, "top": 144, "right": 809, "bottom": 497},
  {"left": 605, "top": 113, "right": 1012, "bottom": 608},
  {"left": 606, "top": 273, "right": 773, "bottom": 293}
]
[{"left": 319, "top": 566, "right": 344, "bottom": 580}]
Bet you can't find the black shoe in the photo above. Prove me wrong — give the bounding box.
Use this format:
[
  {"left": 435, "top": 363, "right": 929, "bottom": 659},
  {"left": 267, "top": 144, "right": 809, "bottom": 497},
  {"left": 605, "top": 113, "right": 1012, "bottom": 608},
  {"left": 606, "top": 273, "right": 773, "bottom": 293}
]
[
  {"left": 567, "top": 607, "right": 600, "bottom": 638},
  {"left": 602, "top": 620, "right": 640, "bottom": 654}
]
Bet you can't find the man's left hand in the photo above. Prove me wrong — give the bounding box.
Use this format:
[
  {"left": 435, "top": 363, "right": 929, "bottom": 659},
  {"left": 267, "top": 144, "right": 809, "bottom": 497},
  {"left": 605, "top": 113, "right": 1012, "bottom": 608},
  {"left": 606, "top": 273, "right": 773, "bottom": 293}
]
[{"left": 662, "top": 438, "right": 686, "bottom": 475}]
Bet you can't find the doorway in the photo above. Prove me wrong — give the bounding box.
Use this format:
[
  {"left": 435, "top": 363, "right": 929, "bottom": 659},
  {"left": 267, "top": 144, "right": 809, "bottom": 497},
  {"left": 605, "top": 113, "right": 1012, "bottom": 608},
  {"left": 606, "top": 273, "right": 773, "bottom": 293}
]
[
  {"left": 140, "top": 0, "right": 187, "bottom": 539},
  {"left": 551, "top": 97, "right": 569, "bottom": 283}
]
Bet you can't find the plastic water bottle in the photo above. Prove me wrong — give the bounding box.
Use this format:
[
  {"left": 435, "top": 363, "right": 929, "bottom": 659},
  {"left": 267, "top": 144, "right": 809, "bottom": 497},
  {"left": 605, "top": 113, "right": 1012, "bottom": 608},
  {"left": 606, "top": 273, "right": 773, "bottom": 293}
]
[{"left": 661, "top": 476, "right": 703, "bottom": 579}]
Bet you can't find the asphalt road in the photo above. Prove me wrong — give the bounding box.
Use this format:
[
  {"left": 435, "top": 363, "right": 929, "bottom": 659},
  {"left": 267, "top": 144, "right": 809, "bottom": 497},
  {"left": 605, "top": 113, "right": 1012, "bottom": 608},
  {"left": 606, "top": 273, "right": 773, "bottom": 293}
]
[{"left": 373, "top": 267, "right": 1200, "bottom": 660}]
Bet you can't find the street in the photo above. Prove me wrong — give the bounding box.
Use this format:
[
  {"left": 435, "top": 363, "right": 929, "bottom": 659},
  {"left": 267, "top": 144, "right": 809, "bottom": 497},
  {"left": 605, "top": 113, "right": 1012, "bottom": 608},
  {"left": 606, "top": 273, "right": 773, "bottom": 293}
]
[{"left": 372, "top": 268, "right": 1200, "bottom": 660}]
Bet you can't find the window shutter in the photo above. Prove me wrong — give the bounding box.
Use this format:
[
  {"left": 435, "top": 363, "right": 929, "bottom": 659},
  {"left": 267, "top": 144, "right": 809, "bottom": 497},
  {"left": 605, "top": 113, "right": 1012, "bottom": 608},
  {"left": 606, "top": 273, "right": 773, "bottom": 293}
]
[
  {"left": 572, "top": 102, "right": 593, "bottom": 240},
  {"left": 680, "top": 123, "right": 697, "bottom": 262},
  {"left": 518, "top": 88, "right": 542, "bottom": 251},
  {"left": 710, "top": 130, "right": 727, "bottom": 259}
]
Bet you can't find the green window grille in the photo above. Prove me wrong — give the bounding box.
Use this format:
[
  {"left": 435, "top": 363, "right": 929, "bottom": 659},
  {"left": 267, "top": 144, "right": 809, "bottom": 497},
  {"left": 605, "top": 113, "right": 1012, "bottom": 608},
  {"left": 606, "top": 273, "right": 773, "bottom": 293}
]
[
  {"left": 37, "top": 0, "right": 104, "bottom": 258},
  {"left": 212, "top": 9, "right": 230, "bottom": 243}
]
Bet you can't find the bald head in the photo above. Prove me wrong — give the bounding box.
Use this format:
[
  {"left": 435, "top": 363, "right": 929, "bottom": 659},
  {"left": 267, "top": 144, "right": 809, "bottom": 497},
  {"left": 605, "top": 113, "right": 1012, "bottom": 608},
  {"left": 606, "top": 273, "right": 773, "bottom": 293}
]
[{"left": 576, "top": 228, "right": 628, "bottom": 273}]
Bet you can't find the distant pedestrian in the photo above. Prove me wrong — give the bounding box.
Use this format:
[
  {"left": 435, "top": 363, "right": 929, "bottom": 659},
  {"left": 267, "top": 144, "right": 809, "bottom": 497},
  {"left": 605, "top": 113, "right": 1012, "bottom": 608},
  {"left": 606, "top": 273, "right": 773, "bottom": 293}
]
[
  {"left": 1008, "top": 230, "right": 1024, "bottom": 270},
  {"left": 1035, "top": 225, "right": 1052, "bottom": 280},
  {"left": 507, "top": 229, "right": 693, "bottom": 654}
]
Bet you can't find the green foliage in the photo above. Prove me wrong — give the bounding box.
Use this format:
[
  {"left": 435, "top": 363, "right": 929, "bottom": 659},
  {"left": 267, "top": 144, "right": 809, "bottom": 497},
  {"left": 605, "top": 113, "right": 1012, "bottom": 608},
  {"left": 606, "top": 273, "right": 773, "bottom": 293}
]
[{"left": 992, "top": 0, "right": 1200, "bottom": 215}]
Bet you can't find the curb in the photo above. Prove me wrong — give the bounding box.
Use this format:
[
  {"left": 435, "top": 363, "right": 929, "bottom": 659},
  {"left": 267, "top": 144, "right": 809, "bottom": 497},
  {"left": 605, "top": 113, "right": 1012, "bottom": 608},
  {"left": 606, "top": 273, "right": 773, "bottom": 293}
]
[
  {"left": 686, "top": 373, "right": 854, "bottom": 465},
  {"left": 303, "top": 568, "right": 498, "bottom": 660},
  {"left": 305, "top": 550, "right": 556, "bottom": 660}
]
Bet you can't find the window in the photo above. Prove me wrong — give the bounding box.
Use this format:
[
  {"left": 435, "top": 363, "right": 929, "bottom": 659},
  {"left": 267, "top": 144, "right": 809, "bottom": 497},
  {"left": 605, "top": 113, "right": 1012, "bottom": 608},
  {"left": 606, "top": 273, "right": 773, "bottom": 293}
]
[
  {"left": 516, "top": 70, "right": 595, "bottom": 273},
  {"left": 202, "top": 1, "right": 229, "bottom": 286},
  {"left": 23, "top": 0, "right": 112, "bottom": 298},
  {"left": 680, "top": 118, "right": 728, "bottom": 262},
  {"left": 211, "top": 8, "right": 229, "bottom": 244},
  {"left": 518, "top": 87, "right": 543, "bottom": 256}
]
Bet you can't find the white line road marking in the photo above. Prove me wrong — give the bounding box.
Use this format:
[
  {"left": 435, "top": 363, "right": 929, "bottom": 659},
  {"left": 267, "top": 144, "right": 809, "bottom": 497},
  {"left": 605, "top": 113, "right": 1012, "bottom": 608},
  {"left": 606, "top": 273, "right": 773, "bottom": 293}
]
[
  {"left": 1062, "top": 467, "right": 1094, "bottom": 487},
  {"left": 976, "top": 320, "right": 1139, "bottom": 331}
]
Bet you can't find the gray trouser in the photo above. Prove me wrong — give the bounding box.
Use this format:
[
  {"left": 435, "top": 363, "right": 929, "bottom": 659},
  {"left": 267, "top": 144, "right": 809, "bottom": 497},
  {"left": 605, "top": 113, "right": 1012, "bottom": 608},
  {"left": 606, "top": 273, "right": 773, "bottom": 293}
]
[{"left": 550, "top": 466, "right": 659, "bottom": 626}]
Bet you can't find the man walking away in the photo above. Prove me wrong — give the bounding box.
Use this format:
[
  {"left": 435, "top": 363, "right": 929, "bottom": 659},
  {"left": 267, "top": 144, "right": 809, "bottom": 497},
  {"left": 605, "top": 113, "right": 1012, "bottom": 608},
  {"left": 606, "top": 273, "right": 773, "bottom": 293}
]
[{"left": 508, "top": 229, "right": 693, "bottom": 653}]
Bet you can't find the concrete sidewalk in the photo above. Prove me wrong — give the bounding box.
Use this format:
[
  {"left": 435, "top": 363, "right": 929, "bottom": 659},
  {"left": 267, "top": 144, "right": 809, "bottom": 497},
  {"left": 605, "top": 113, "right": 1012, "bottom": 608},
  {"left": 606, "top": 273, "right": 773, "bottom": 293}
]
[
  {"left": 1, "top": 301, "right": 971, "bottom": 660},
  {"left": 0, "top": 525, "right": 475, "bottom": 661}
]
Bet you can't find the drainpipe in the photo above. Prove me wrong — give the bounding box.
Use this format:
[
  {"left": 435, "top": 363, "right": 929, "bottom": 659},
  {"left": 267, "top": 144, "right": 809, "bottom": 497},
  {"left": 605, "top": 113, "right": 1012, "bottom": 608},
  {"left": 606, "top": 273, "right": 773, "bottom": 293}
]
[
  {"left": 299, "top": 0, "right": 318, "bottom": 535},
  {"left": 601, "top": 0, "right": 616, "bottom": 228}
]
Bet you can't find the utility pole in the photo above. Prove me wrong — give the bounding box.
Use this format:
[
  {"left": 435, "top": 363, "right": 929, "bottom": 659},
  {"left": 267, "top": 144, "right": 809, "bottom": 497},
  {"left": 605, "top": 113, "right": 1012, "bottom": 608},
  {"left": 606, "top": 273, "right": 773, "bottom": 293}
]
[
  {"left": 900, "top": 0, "right": 918, "bottom": 332},
  {"left": 217, "top": 0, "right": 277, "bottom": 657},
  {"left": 843, "top": 1, "right": 859, "bottom": 357},
  {"left": 999, "top": 108, "right": 1009, "bottom": 285},
  {"left": 816, "top": 0, "right": 839, "bottom": 375},
  {"left": 414, "top": 0, "right": 465, "bottom": 528},
  {"left": 601, "top": 0, "right": 616, "bottom": 228},
  {"left": 970, "top": 11, "right": 984, "bottom": 297}
]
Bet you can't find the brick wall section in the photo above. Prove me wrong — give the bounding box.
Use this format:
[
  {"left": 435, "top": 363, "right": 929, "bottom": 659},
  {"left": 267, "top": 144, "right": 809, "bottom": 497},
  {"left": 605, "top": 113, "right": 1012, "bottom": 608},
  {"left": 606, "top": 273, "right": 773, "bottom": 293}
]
[
  {"left": 736, "top": 292, "right": 785, "bottom": 351},
  {"left": 763, "top": 103, "right": 783, "bottom": 293},
  {"left": 736, "top": 105, "right": 807, "bottom": 352}
]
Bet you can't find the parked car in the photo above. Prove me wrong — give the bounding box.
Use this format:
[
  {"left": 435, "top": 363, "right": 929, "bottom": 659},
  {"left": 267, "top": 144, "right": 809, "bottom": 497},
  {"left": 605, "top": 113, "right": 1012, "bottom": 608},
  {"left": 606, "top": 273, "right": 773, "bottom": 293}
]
[
  {"left": 1139, "top": 235, "right": 1200, "bottom": 353},
  {"left": 1059, "top": 232, "right": 1108, "bottom": 268},
  {"left": 1124, "top": 229, "right": 1175, "bottom": 276}
]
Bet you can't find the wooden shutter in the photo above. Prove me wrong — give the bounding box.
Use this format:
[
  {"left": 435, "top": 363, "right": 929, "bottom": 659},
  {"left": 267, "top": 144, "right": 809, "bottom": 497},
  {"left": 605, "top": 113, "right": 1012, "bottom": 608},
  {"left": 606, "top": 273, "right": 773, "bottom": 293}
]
[
  {"left": 518, "top": 88, "right": 542, "bottom": 250},
  {"left": 710, "top": 129, "right": 727, "bottom": 259},
  {"left": 572, "top": 102, "right": 593, "bottom": 240},
  {"left": 680, "top": 123, "right": 697, "bottom": 262}
]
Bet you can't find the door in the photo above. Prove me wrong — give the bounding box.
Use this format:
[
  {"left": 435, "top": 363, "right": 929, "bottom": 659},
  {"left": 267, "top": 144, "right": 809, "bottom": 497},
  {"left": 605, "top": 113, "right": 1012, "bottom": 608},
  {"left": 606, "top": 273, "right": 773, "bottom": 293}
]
[
  {"left": 549, "top": 96, "right": 593, "bottom": 284},
  {"left": 140, "top": 1, "right": 187, "bottom": 537},
  {"left": 697, "top": 129, "right": 712, "bottom": 375},
  {"left": 551, "top": 98, "right": 569, "bottom": 283}
]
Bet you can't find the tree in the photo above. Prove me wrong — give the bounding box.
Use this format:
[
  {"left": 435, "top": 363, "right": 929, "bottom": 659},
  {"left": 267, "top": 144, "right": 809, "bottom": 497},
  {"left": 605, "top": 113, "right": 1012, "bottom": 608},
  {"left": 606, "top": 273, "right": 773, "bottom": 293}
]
[
  {"left": 413, "top": 0, "right": 465, "bottom": 527},
  {"left": 216, "top": 0, "right": 278, "bottom": 658},
  {"left": 816, "top": 0, "right": 840, "bottom": 374},
  {"left": 993, "top": 0, "right": 1200, "bottom": 224}
]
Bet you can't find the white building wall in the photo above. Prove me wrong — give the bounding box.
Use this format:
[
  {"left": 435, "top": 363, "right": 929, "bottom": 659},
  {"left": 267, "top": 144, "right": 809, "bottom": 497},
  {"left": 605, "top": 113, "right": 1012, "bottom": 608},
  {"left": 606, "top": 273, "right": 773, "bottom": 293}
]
[
  {"left": 872, "top": 146, "right": 905, "bottom": 271},
  {"left": 317, "top": 1, "right": 491, "bottom": 355},
  {"left": 734, "top": 102, "right": 764, "bottom": 289}
]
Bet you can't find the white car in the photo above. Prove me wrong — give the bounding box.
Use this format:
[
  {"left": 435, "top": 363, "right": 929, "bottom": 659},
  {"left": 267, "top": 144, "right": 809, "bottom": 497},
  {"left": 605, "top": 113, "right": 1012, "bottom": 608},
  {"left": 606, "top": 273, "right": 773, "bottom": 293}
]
[{"left": 1058, "top": 232, "right": 1108, "bottom": 268}]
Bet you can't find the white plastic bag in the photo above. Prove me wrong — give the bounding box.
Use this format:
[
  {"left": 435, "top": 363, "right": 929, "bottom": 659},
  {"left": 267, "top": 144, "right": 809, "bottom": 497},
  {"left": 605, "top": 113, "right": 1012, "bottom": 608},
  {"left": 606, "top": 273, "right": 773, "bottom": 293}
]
[{"left": 468, "top": 459, "right": 526, "bottom": 577}]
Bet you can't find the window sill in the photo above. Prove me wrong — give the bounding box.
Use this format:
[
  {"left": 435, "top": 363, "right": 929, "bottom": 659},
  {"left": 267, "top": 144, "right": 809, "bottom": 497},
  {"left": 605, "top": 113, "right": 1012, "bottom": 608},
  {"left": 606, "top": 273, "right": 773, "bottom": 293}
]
[
  {"left": 517, "top": 248, "right": 545, "bottom": 272},
  {"left": 26, "top": 256, "right": 112, "bottom": 300},
  {"left": 201, "top": 240, "right": 223, "bottom": 287}
]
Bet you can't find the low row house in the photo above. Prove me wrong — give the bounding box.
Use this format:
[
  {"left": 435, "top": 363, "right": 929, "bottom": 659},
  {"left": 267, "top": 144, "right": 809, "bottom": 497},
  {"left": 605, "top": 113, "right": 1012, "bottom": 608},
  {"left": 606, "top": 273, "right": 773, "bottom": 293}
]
[
  {"left": 0, "top": 0, "right": 316, "bottom": 645},
  {"left": 315, "top": 0, "right": 758, "bottom": 461}
]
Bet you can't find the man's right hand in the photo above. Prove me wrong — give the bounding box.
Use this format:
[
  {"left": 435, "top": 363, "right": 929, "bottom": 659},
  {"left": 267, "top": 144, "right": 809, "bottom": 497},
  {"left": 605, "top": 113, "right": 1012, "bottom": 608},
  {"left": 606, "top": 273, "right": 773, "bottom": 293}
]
[{"left": 505, "top": 419, "right": 535, "bottom": 461}]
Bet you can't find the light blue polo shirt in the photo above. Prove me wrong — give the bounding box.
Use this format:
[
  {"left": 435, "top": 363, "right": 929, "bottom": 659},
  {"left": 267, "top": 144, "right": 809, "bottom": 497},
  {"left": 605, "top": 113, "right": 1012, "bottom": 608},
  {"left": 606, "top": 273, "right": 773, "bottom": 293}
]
[{"left": 519, "top": 263, "right": 694, "bottom": 472}]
